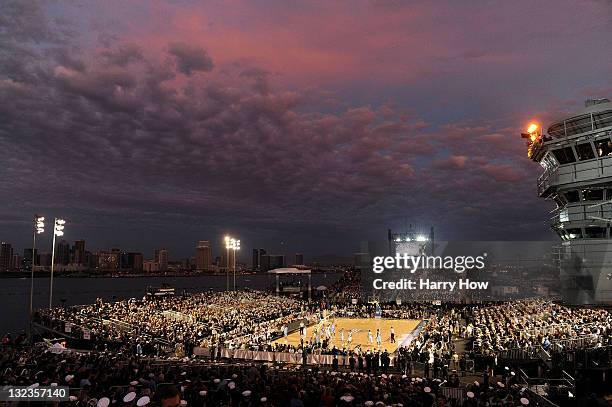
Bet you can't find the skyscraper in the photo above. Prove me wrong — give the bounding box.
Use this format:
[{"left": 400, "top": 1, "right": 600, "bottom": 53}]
[
  {"left": 252, "top": 248, "right": 266, "bottom": 271},
  {"left": 155, "top": 248, "right": 168, "bottom": 271},
  {"left": 133, "top": 253, "right": 143, "bottom": 271},
  {"left": 11, "top": 254, "right": 20, "bottom": 270},
  {"left": 0, "top": 242, "right": 13, "bottom": 271},
  {"left": 260, "top": 254, "right": 284, "bottom": 271},
  {"left": 196, "top": 241, "right": 212, "bottom": 271},
  {"left": 85, "top": 251, "right": 98, "bottom": 270},
  {"left": 56, "top": 240, "right": 71, "bottom": 265},
  {"left": 120, "top": 252, "right": 144, "bottom": 271},
  {"left": 73, "top": 240, "right": 85, "bottom": 265}
]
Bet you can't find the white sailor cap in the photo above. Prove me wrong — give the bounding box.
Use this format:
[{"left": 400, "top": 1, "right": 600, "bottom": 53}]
[
  {"left": 123, "top": 392, "right": 136, "bottom": 403},
  {"left": 136, "top": 396, "right": 150, "bottom": 407}
]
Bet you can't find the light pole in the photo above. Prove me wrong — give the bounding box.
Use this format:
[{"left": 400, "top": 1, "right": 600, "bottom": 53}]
[
  {"left": 28, "top": 215, "right": 45, "bottom": 341},
  {"left": 224, "top": 236, "right": 240, "bottom": 291},
  {"left": 225, "top": 236, "right": 230, "bottom": 291},
  {"left": 49, "top": 218, "right": 65, "bottom": 309},
  {"left": 233, "top": 239, "right": 240, "bottom": 291}
]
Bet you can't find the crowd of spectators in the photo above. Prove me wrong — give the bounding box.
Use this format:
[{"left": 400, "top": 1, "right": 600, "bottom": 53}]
[
  {"left": 37, "top": 292, "right": 308, "bottom": 355},
  {"left": 2, "top": 276, "right": 611, "bottom": 406},
  {"left": 468, "top": 300, "right": 611, "bottom": 355},
  {"left": 34, "top": 291, "right": 612, "bottom": 365},
  {"left": 0, "top": 345, "right": 540, "bottom": 407}
]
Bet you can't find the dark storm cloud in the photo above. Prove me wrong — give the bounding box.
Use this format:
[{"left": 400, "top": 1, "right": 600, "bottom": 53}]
[
  {"left": 168, "top": 42, "right": 214, "bottom": 75},
  {"left": 1, "top": 0, "right": 610, "bottom": 257},
  {"left": 101, "top": 43, "right": 144, "bottom": 67}
]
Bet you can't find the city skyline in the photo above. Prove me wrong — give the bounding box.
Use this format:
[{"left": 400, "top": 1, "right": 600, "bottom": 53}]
[
  {"left": 1, "top": 1, "right": 611, "bottom": 257},
  {"left": 0, "top": 234, "right": 313, "bottom": 271}
]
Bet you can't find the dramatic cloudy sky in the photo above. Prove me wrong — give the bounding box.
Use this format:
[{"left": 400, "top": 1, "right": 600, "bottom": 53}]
[{"left": 1, "top": 0, "right": 611, "bottom": 261}]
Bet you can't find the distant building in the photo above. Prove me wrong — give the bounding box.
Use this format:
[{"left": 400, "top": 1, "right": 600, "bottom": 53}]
[
  {"left": 73, "top": 240, "right": 85, "bottom": 265},
  {"left": 261, "top": 254, "right": 284, "bottom": 272},
  {"left": 98, "top": 250, "right": 120, "bottom": 270},
  {"left": 56, "top": 240, "right": 71, "bottom": 265},
  {"left": 22, "top": 248, "right": 39, "bottom": 270},
  {"left": 0, "top": 242, "right": 13, "bottom": 271},
  {"left": 39, "top": 251, "right": 52, "bottom": 268},
  {"left": 11, "top": 253, "right": 20, "bottom": 270},
  {"left": 155, "top": 248, "right": 168, "bottom": 271},
  {"left": 85, "top": 251, "right": 98, "bottom": 270},
  {"left": 252, "top": 248, "right": 266, "bottom": 271},
  {"left": 196, "top": 241, "right": 212, "bottom": 271},
  {"left": 354, "top": 252, "right": 370, "bottom": 271},
  {"left": 120, "top": 252, "right": 144, "bottom": 271},
  {"left": 295, "top": 253, "right": 304, "bottom": 265},
  {"left": 120, "top": 252, "right": 130, "bottom": 270},
  {"left": 143, "top": 260, "right": 159, "bottom": 272},
  {"left": 132, "top": 253, "right": 143, "bottom": 271}
]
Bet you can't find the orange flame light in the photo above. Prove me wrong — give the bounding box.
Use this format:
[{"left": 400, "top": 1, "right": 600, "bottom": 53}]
[{"left": 527, "top": 123, "right": 539, "bottom": 134}]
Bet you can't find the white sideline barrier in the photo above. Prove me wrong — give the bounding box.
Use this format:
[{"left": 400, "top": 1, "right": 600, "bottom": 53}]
[{"left": 194, "top": 347, "right": 396, "bottom": 366}]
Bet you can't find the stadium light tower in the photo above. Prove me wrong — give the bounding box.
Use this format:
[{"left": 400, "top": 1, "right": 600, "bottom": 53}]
[
  {"left": 49, "top": 218, "right": 65, "bottom": 309},
  {"left": 224, "top": 235, "right": 240, "bottom": 291},
  {"left": 28, "top": 215, "right": 45, "bottom": 341},
  {"left": 233, "top": 238, "right": 240, "bottom": 291}
]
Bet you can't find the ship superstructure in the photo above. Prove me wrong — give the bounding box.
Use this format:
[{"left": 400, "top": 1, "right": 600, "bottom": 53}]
[{"left": 525, "top": 98, "right": 612, "bottom": 304}]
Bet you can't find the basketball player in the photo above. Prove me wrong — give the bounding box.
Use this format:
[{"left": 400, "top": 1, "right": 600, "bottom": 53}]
[
  {"left": 390, "top": 326, "right": 395, "bottom": 343},
  {"left": 368, "top": 329, "right": 373, "bottom": 345},
  {"left": 376, "top": 329, "right": 382, "bottom": 346},
  {"left": 348, "top": 330, "right": 353, "bottom": 344},
  {"left": 340, "top": 328, "right": 345, "bottom": 343}
]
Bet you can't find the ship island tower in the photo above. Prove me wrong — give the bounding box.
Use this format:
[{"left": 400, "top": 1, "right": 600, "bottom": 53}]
[{"left": 524, "top": 98, "right": 612, "bottom": 305}]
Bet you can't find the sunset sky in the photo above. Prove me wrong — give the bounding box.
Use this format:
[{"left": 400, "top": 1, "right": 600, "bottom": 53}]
[{"left": 1, "top": 0, "right": 611, "bottom": 259}]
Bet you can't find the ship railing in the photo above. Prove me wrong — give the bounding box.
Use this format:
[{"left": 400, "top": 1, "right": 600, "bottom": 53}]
[
  {"left": 548, "top": 204, "right": 612, "bottom": 225},
  {"left": 538, "top": 152, "right": 612, "bottom": 195}
]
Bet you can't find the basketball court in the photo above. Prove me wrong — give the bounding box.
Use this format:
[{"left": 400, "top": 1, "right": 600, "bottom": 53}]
[{"left": 273, "top": 317, "right": 421, "bottom": 352}]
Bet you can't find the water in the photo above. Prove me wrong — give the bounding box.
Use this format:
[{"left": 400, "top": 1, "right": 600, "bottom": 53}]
[{"left": 0, "top": 273, "right": 341, "bottom": 334}]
